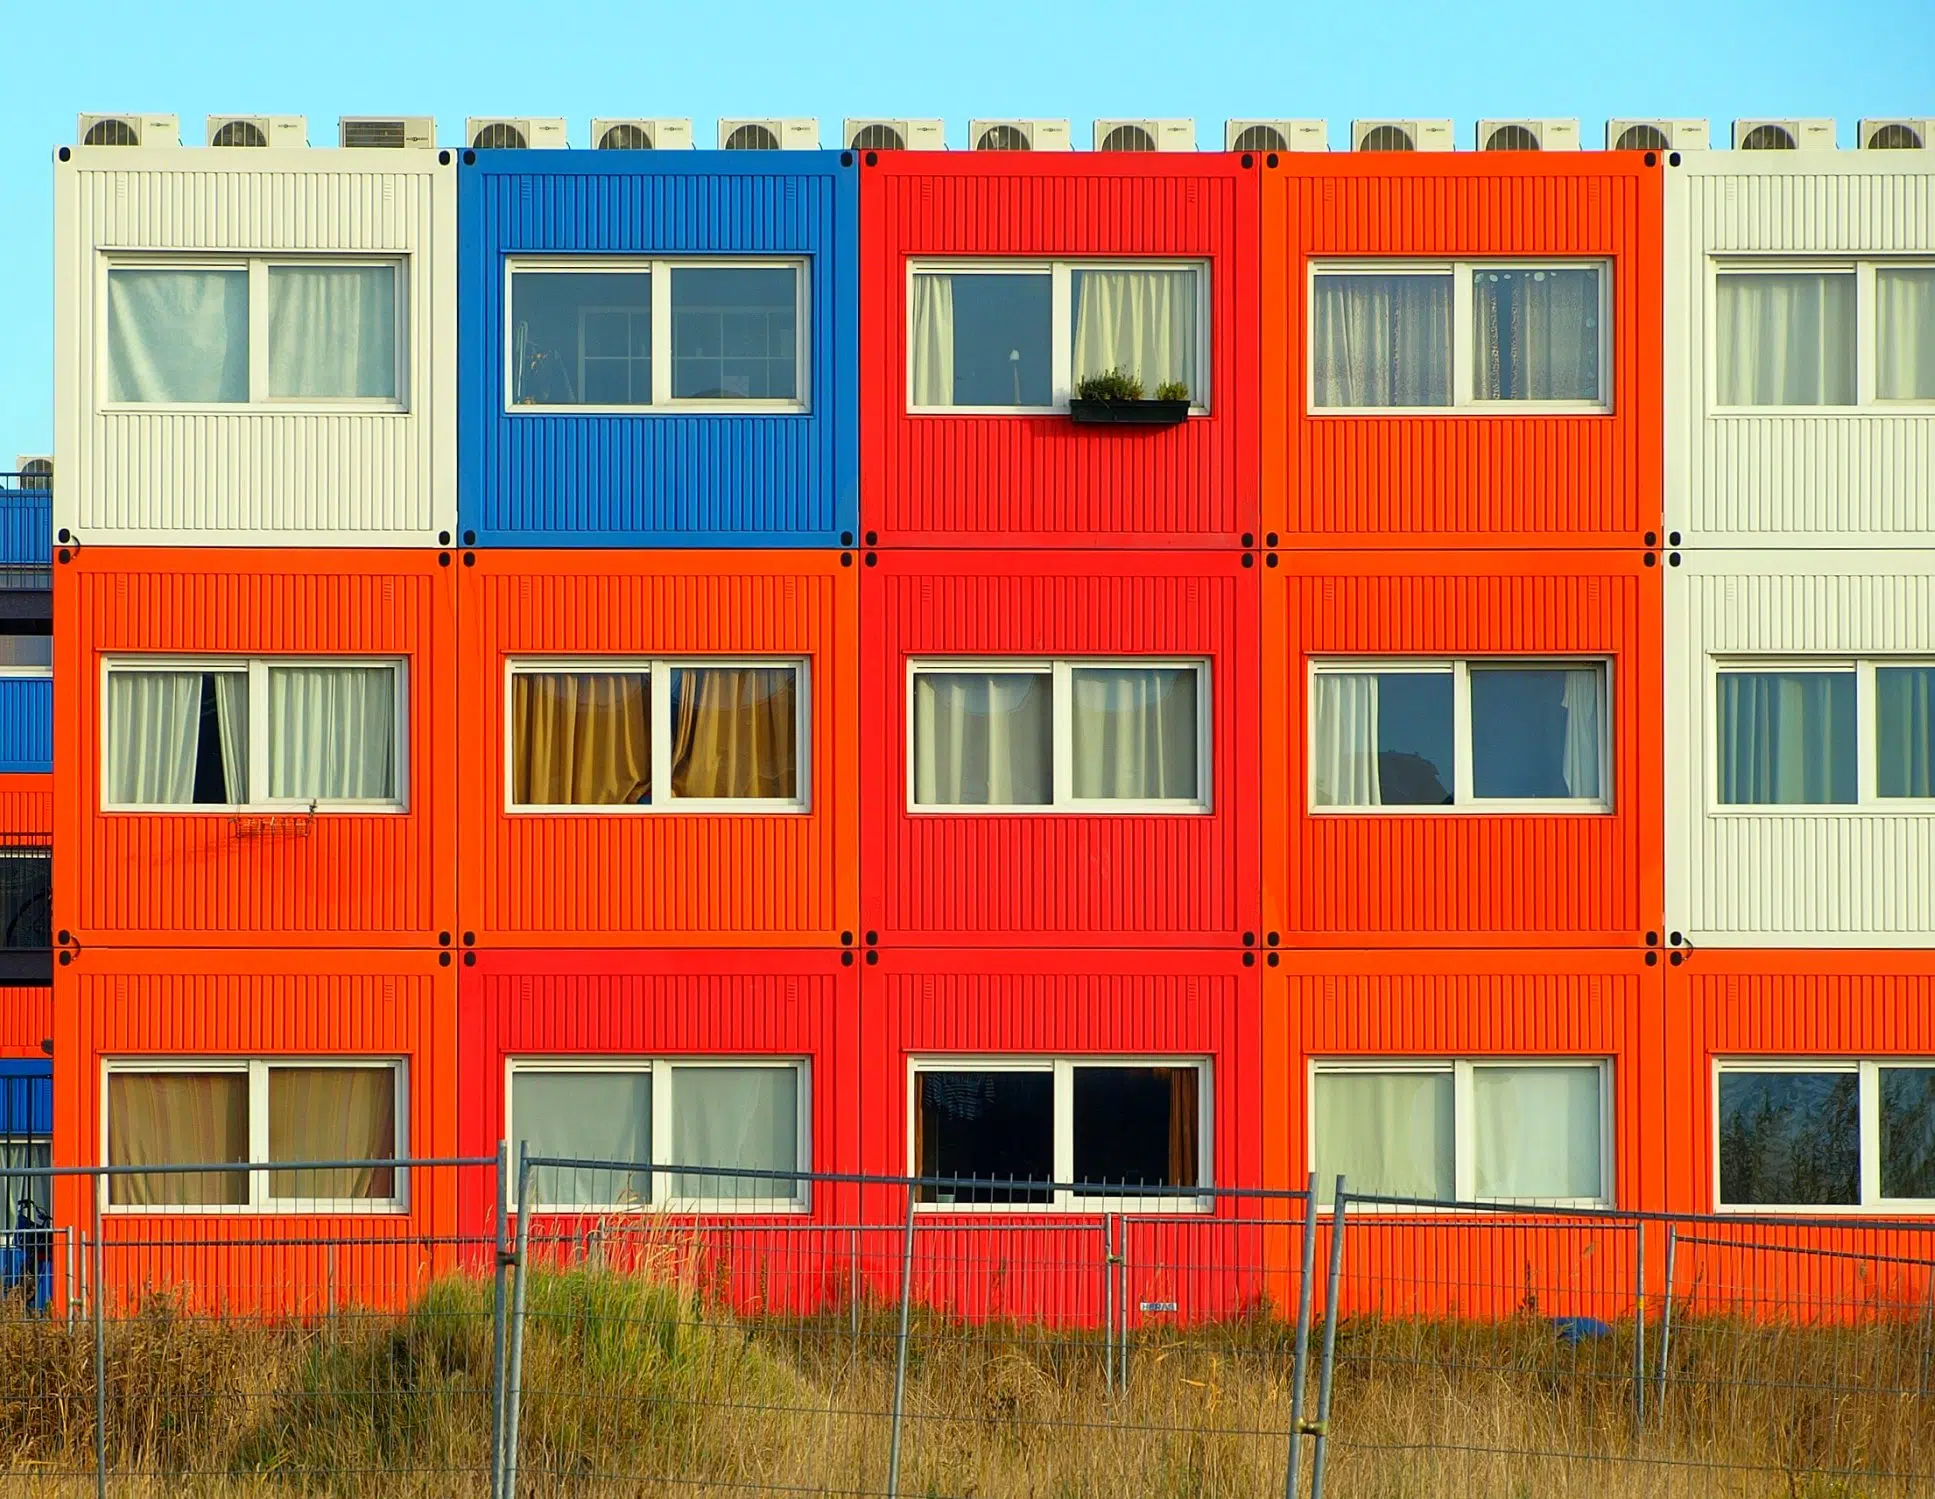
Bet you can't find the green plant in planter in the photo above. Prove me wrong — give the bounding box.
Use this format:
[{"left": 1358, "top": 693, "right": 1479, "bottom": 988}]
[
  {"left": 1153, "top": 380, "right": 1190, "bottom": 403},
  {"left": 1073, "top": 368, "right": 1145, "bottom": 403}
]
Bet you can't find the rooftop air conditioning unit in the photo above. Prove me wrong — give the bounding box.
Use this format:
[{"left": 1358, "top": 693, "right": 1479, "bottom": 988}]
[
  {"left": 1477, "top": 118, "right": 1579, "bottom": 151},
  {"left": 718, "top": 118, "right": 819, "bottom": 150},
  {"left": 968, "top": 118, "right": 1070, "bottom": 151},
  {"left": 1859, "top": 118, "right": 1933, "bottom": 150},
  {"left": 844, "top": 119, "right": 944, "bottom": 150},
  {"left": 338, "top": 116, "right": 437, "bottom": 149},
  {"left": 1733, "top": 118, "right": 1836, "bottom": 150},
  {"left": 76, "top": 114, "right": 179, "bottom": 148},
  {"left": 206, "top": 115, "right": 307, "bottom": 148},
  {"left": 1093, "top": 118, "right": 1194, "bottom": 151},
  {"left": 1224, "top": 119, "right": 1327, "bottom": 153},
  {"left": 466, "top": 117, "right": 567, "bottom": 150},
  {"left": 13, "top": 457, "right": 51, "bottom": 491},
  {"left": 1351, "top": 118, "right": 1454, "bottom": 152},
  {"left": 1605, "top": 118, "right": 1710, "bottom": 151},
  {"left": 591, "top": 118, "right": 692, "bottom": 150}
]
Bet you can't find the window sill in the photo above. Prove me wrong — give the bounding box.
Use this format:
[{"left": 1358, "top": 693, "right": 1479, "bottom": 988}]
[
  {"left": 1709, "top": 406, "right": 1935, "bottom": 419},
  {"left": 101, "top": 1205, "right": 410, "bottom": 1218},
  {"left": 505, "top": 802, "right": 811, "bottom": 816},
  {"left": 1306, "top": 405, "right": 1614, "bottom": 418},
  {"left": 505, "top": 403, "right": 811, "bottom": 418},
  {"left": 1705, "top": 805, "right": 1935, "bottom": 817},
  {"left": 908, "top": 804, "right": 1214, "bottom": 816},
  {"left": 1311, "top": 804, "right": 1614, "bottom": 817},
  {"left": 914, "top": 1200, "right": 1214, "bottom": 1216},
  {"left": 98, "top": 404, "right": 412, "bottom": 418}
]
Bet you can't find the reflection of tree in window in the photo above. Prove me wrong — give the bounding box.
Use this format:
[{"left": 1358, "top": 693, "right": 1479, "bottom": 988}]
[
  {"left": 1375, "top": 674, "right": 1454, "bottom": 805},
  {"left": 1072, "top": 1067, "right": 1197, "bottom": 1195},
  {"left": 510, "top": 272, "right": 652, "bottom": 407},
  {"left": 0, "top": 851, "right": 50, "bottom": 949},
  {"left": 916, "top": 1071, "right": 1052, "bottom": 1204},
  {"left": 1471, "top": 668, "right": 1601, "bottom": 800},
  {"left": 1880, "top": 1067, "right": 1935, "bottom": 1200},
  {"left": 1718, "top": 1072, "right": 1859, "bottom": 1205}
]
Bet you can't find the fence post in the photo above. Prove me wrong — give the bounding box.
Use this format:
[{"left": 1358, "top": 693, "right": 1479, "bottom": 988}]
[
  {"left": 887, "top": 1178, "right": 916, "bottom": 1499},
  {"left": 1285, "top": 1172, "right": 1320, "bottom": 1499},
  {"left": 1631, "top": 1217, "right": 1647, "bottom": 1427},
  {"left": 1116, "top": 1213, "right": 1132, "bottom": 1393},
  {"left": 502, "top": 1144, "right": 534, "bottom": 1499},
  {"left": 1920, "top": 1269, "right": 1934, "bottom": 1400},
  {"left": 849, "top": 1227, "right": 861, "bottom": 1355},
  {"left": 1655, "top": 1223, "right": 1678, "bottom": 1425},
  {"left": 91, "top": 1171, "right": 107, "bottom": 1499},
  {"left": 1102, "top": 1214, "right": 1115, "bottom": 1396},
  {"left": 1307, "top": 1176, "right": 1348, "bottom": 1499},
  {"left": 490, "top": 1141, "right": 510, "bottom": 1499}
]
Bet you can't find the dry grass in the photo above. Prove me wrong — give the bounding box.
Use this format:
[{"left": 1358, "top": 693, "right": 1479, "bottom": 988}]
[{"left": 0, "top": 1271, "right": 1930, "bottom": 1498}]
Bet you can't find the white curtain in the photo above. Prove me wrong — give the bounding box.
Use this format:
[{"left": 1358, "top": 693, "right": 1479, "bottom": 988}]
[
  {"left": 1715, "top": 272, "right": 1856, "bottom": 406},
  {"left": 1560, "top": 668, "right": 1603, "bottom": 799},
  {"left": 1070, "top": 667, "right": 1198, "bottom": 800},
  {"left": 267, "top": 665, "right": 396, "bottom": 800},
  {"left": 1877, "top": 268, "right": 1935, "bottom": 401},
  {"left": 1718, "top": 670, "right": 1857, "bottom": 805},
  {"left": 670, "top": 1067, "right": 798, "bottom": 1204},
  {"left": 1311, "top": 273, "right": 1452, "bottom": 407},
  {"left": 909, "top": 274, "right": 956, "bottom": 406},
  {"left": 511, "top": 1071, "right": 653, "bottom": 1208},
  {"left": 1877, "top": 667, "right": 1935, "bottom": 799},
  {"left": 1471, "top": 267, "right": 1600, "bottom": 401},
  {"left": 267, "top": 266, "right": 398, "bottom": 399},
  {"left": 212, "top": 672, "right": 249, "bottom": 803},
  {"left": 107, "top": 268, "right": 249, "bottom": 404},
  {"left": 1072, "top": 269, "right": 1198, "bottom": 395},
  {"left": 1472, "top": 1066, "right": 1602, "bottom": 1201},
  {"left": 1313, "top": 674, "right": 1382, "bottom": 807},
  {"left": 1313, "top": 1071, "right": 1453, "bottom": 1205},
  {"left": 913, "top": 672, "right": 1052, "bottom": 806},
  {"left": 107, "top": 672, "right": 202, "bottom": 805}
]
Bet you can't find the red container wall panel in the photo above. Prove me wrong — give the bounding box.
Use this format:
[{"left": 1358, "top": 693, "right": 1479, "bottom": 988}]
[
  {"left": 860, "top": 155, "right": 1260, "bottom": 546},
  {"left": 0, "top": 987, "right": 51, "bottom": 1058},
  {"left": 460, "top": 553, "right": 859, "bottom": 946},
  {"left": 53, "top": 550, "right": 456, "bottom": 947},
  {"left": 1262, "top": 156, "right": 1663, "bottom": 546},
  {"left": 862, "top": 552, "right": 1260, "bottom": 946},
  {"left": 1263, "top": 551, "right": 1663, "bottom": 945},
  {"left": 0, "top": 772, "right": 52, "bottom": 838}
]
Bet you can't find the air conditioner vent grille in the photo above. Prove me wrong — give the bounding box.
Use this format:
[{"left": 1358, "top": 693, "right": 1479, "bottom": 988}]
[
  {"left": 1484, "top": 123, "right": 1541, "bottom": 151},
  {"left": 211, "top": 120, "right": 269, "bottom": 148},
  {"left": 472, "top": 122, "right": 527, "bottom": 150},
  {"left": 343, "top": 119, "right": 405, "bottom": 149},
  {"left": 724, "top": 123, "right": 781, "bottom": 150},
  {"left": 17, "top": 460, "right": 51, "bottom": 491},
  {"left": 598, "top": 122, "right": 653, "bottom": 150},
  {"left": 1232, "top": 124, "right": 1288, "bottom": 153},
  {"left": 976, "top": 124, "right": 1030, "bottom": 151},
  {"left": 1100, "top": 124, "right": 1157, "bottom": 152},
  {"left": 1615, "top": 123, "right": 1670, "bottom": 152},
  {"left": 1866, "top": 122, "right": 1925, "bottom": 149},
  {"left": 851, "top": 123, "right": 906, "bottom": 151},
  {"left": 1741, "top": 123, "right": 1798, "bottom": 150},
  {"left": 1358, "top": 124, "right": 1415, "bottom": 152},
  {"left": 83, "top": 118, "right": 139, "bottom": 147}
]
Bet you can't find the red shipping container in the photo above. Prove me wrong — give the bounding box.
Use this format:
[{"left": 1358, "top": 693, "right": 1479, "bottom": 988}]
[
  {"left": 0, "top": 988, "right": 50, "bottom": 1059},
  {"left": 0, "top": 771, "right": 52, "bottom": 1052},
  {"left": 861, "top": 550, "right": 1261, "bottom": 947}
]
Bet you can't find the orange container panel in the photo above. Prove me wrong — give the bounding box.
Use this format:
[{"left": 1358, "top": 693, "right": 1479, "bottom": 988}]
[
  {"left": 458, "top": 552, "right": 859, "bottom": 946},
  {"left": 51, "top": 947, "right": 457, "bottom": 1313},
  {"left": 1262, "top": 549, "right": 1663, "bottom": 945},
  {"left": 1259, "top": 152, "right": 1663, "bottom": 547},
  {"left": 53, "top": 548, "right": 457, "bottom": 948},
  {"left": 0, "top": 772, "right": 52, "bottom": 839},
  {"left": 0, "top": 987, "right": 51, "bottom": 1058}
]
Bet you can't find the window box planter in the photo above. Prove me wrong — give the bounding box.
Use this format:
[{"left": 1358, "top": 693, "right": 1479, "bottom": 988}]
[{"left": 1067, "top": 398, "right": 1190, "bottom": 427}]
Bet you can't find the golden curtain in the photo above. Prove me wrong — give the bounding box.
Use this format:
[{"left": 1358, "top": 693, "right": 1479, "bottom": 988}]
[
  {"left": 1167, "top": 1068, "right": 1200, "bottom": 1188},
  {"left": 108, "top": 1073, "right": 249, "bottom": 1207},
  {"left": 512, "top": 673, "right": 651, "bottom": 805},
  {"left": 267, "top": 1067, "right": 398, "bottom": 1201},
  {"left": 670, "top": 668, "right": 798, "bottom": 800}
]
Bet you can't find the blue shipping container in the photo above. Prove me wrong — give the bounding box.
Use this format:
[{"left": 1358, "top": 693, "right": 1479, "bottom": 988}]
[
  {"left": 459, "top": 150, "right": 859, "bottom": 547},
  {"left": 0, "top": 679, "right": 51, "bottom": 774},
  {"left": 0, "top": 1062, "right": 51, "bottom": 1137},
  {"left": 0, "top": 486, "right": 51, "bottom": 567}
]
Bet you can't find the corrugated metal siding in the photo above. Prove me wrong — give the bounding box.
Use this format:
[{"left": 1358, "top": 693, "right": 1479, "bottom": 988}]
[
  {"left": 0, "top": 1061, "right": 51, "bottom": 1134},
  {"left": 0, "top": 493, "right": 50, "bottom": 564},
  {"left": 0, "top": 989, "right": 52, "bottom": 1059},
  {"left": 458, "top": 153, "right": 858, "bottom": 547},
  {"left": 861, "top": 551, "right": 1259, "bottom": 945},
  {"left": 460, "top": 552, "right": 857, "bottom": 945},
  {"left": 1665, "top": 553, "right": 1935, "bottom": 944},
  {"left": 1265, "top": 155, "right": 1662, "bottom": 547},
  {"left": 1266, "top": 552, "right": 1662, "bottom": 944},
  {"left": 1665, "top": 157, "right": 1935, "bottom": 546},
  {"left": 53, "top": 149, "right": 456, "bottom": 545},
  {"left": 54, "top": 549, "right": 457, "bottom": 946},
  {"left": 859, "top": 155, "right": 1258, "bottom": 546},
  {"left": 0, "top": 773, "right": 53, "bottom": 839},
  {"left": 0, "top": 680, "right": 52, "bottom": 773}
]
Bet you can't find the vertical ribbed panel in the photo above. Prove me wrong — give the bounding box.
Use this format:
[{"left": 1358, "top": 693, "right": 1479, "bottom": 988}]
[
  {"left": 0, "top": 679, "right": 53, "bottom": 773},
  {"left": 0, "top": 492, "right": 50, "bottom": 564},
  {"left": 861, "top": 552, "right": 1260, "bottom": 945},
  {"left": 459, "top": 154, "right": 858, "bottom": 546},
  {"left": 0, "top": 774, "right": 53, "bottom": 839},
  {"left": 1268, "top": 552, "right": 1660, "bottom": 943},
  {"left": 0, "top": 988, "right": 52, "bottom": 1058},
  {"left": 859, "top": 156, "right": 1257, "bottom": 546},
  {"left": 1668, "top": 158, "right": 1935, "bottom": 545},
  {"left": 1665, "top": 553, "right": 1935, "bottom": 944},
  {"left": 1266, "top": 157, "right": 1661, "bottom": 546},
  {"left": 55, "top": 550, "right": 457, "bottom": 945},
  {"left": 461, "top": 553, "right": 857, "bottom": 945},
  {"left": 55, "top": 151, "right": 454, "bottom": 544}
]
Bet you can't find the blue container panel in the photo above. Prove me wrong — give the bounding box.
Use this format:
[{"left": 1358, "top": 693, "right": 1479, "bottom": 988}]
[
  {"left": 0, "top": 494, "right": 50, "bottom": 567},
  {"left": 459, "top": 153, "right": 859, "bottom": 547},
  {"left": 0, "top": 679, "right": 51, "bottom": 774},
  {"left": 0, "top": 1063, "right": 51, "bottom": 1136}
]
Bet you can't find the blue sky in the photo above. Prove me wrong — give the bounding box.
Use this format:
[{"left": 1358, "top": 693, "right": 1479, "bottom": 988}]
[{"left": 2, "top": 0, "right": 1931, "bottom": 461}]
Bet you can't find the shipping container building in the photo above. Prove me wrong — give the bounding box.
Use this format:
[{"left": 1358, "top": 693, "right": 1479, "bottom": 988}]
[
  {"left": 1665, "top": 550, "right": 1935, "bottom": 946},
  {"left": 857, "top": 151, "right": 1260, "bottom": 548},
  {"left": 860, "top": 550, "right": 1260, "bottom": 948},
  {"left": 53, "top": 146, "right": 457, "bottom": 547},
  {"left": 0, "top": 772, "right": 53, "bottom": 990},
  {"left": 1, "top": 1057, "right": 53, "bottom": 1307},
  {"left": 53, "top": 548, "right": 456, "bottom": 949},
  {"left": 1261, "top": 151, "right": 1663, "bottom": 548},
  {"left": 458, "top": 550, "right": 857, "bottom": 947},
  {"left": 458, "top": 150, "right": 858, "bottom": 548},
  {"left": 1663, "top": 151, "right": 1935, "bottom": 549},
  {"left": 1263, "top": 550, "right": 1663, "bottom": 946},
  {"left": 0, "top": 471, "right": 54, "bottom": 775}
]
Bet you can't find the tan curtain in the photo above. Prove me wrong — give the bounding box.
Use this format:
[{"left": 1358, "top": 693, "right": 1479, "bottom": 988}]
[
  {"left": 670, "top": 668, "right": 798, "bottom": 799},
  {"left": 1167, "top": 1069, "right": 1200, "bottom": 1188},
  {"left": 512, "top": 672, "right": 651, "bottom": 806},
  {"left": 108, "top": 1073, "right": 248, "bottom": 1207},
  {"left": 267, "top": 1067, "right": 397, "bottom": 1201}
]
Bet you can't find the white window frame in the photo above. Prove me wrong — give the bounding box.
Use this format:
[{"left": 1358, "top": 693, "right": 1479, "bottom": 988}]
[
  {"left": 1307, "top": 657, "right": 1613, "bottom": 814},
  {"left": 1308, "top": 1058, "right": 1615, "bottom": 1211},
  {"left": 906, "top": 656, "right": 1212, "bottom": 814},
  {"left": 100, "top": 655, "right": 410, "bottom": 814},
  {"left": 100, "top": 1057, "right": 409, "bottom": 1215},
  {"left": 905, "top": 259, "right": 1213, "bottom": 415},
  {"left": 907, "top": 1056, "right": 1213, "bottom": 1214},
  {"left": 1307, "top": 259, "right": 1613, "bottom": 416},
  {"left": 1713, "top": 1059, "right": 1935, "bottom": 1214},
  {"left": 96, "top": 255, "right": 409, "bottom": 414},
  {"left": 503, "top": 257, "right": 810, "bottom": 415},
  {"left": 504, "top": 1057, "right": 810, "bottom": 1214},
  {"left": 1706, "top": 657, "right": 1935, "bottom": 814},
  {"left": 1707, "top": 258, "right": 1935, "bottom": 415},
  {"left": 504, "top": 656, "right": 810, "bottom": 814},
  {"left": 0, "top": 631, "right": 52, "bottom": 680}
]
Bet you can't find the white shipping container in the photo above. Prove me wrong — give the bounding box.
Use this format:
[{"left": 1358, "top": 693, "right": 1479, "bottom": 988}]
[
  {"left": 54, "top": 147, "right": 456, "bottom": 546},
  {"left": 1665, "top": 550, "right": 1935, "bottom": 946}
]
